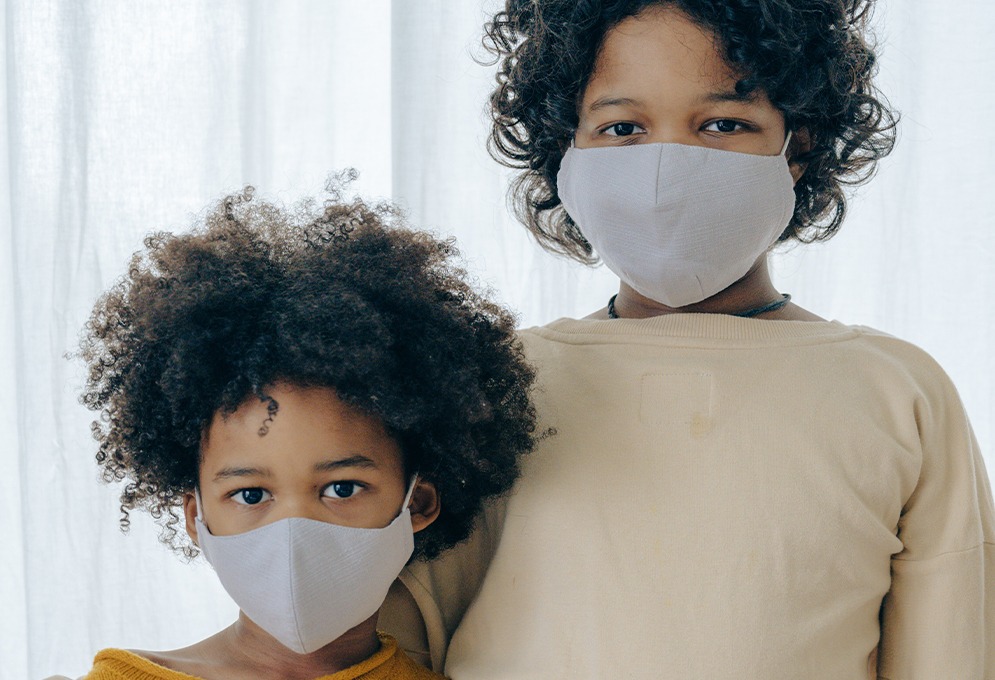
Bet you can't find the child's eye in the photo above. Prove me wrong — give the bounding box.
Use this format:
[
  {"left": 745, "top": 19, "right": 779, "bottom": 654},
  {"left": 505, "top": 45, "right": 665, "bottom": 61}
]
[
  {"left": 322, "top": 481, "right": 362, "bottom": 499},
  {"left": 231, "top": 488, "right": 271, "bottom": 505},
  {"left": 600, "top": 122, "right": 645, "bottom": 137},
  {"left": 702, "top": 119, "right": 750, "bottom": 134}
]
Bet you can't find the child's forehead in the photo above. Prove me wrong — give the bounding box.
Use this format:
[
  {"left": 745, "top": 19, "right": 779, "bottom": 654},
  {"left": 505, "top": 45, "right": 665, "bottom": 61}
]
[
  {"left": 583, "top": 6, "right": 768, "bottom": 115},
  {"left": 199, "top": 384, "right": 405, "bottom": 476},
  {"left": 593, "top": 6, "right": 738, "bottom": 90}
]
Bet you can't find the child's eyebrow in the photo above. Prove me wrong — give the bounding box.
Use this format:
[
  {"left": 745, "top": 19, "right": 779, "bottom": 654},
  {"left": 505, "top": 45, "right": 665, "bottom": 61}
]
[
  {"left": 213, "top": 465, "right": 273, "bottom": 481},
  {"left": 210, "top": 456, "right": 379, "bottom": 481},
  {"left": 586, "top": 95, "right": 642, "bottom": 112},
  {"left": 586, "top": 90, "right": 758, "bottom": 114},
  {"left": 314, "top": 455, "right": 379, "bottom": 472},
  {"left": 697, "top": 89, "right": 759, "bottom": 105}
]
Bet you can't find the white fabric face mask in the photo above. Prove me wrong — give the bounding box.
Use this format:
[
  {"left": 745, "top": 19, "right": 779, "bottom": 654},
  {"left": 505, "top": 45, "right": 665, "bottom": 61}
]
[
  {"left": 556, "top": 137, "right": 796, "bottom": 308},
  {"left": 194, "top": 478, "right": 417, "bottom": 654}
]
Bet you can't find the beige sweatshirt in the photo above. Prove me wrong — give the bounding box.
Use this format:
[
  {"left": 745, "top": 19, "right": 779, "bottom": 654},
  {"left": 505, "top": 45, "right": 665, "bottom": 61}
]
[{"left": 380, "top": 315, "right": 995, "bottom": 679}]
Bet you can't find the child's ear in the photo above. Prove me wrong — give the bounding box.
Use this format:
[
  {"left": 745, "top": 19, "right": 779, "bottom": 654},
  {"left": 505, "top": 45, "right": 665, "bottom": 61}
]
[
  {"left": 408, "top": 479, "right": 441, "bottom": 533},
  {"left": 183, "top": 491, "right": 200, "bottom": 547},
  {"left": 787, "top": 127, "right": 812, "bottom": 184}
]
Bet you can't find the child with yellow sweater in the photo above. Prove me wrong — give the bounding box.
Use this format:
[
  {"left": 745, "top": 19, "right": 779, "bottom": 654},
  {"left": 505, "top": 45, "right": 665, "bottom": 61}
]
[{"left": 70, "top": 185, "right": 537, "bottom": 680}]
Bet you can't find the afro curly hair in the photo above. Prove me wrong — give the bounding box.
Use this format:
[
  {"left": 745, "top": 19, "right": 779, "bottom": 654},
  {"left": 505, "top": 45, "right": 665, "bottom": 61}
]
[
  {"left": 483, "top": 0, "right": 899, "bottom": 263},
  {"left": 77, "top": 179, "right": 538, "bottom": 560}
]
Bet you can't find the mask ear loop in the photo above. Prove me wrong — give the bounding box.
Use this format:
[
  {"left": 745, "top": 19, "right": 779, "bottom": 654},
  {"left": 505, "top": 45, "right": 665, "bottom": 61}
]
[
  {"left": 780, "top": 130, "right": 794, "bottom": 157},
  {"left": 191, "top": 487, "right": 211, "bottom": 550},
  {"left": 401, "top": 475, "right": 419, "bottom": 515}
]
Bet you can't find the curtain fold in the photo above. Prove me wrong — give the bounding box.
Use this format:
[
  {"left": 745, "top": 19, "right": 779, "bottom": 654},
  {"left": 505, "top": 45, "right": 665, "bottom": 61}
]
[
  {"left": 0, "top": 3, "right": 29, "bottom": 675},
  {"left": 1, "top": 1, "right": 991, "bottom": 678}
]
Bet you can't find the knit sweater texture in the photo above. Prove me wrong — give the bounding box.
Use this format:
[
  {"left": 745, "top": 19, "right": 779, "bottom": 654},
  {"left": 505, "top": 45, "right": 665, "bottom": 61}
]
[{"left": 81, "top": 632, "right": 444, "bottom": 680}]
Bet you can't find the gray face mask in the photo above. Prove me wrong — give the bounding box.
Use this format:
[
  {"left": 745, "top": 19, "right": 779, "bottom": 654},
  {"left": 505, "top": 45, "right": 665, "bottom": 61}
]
[
  {"left": 194, "top": 478, "right": 417, "bottom": 654},
  {"left": 556, "top": 136, "right": 795, "bottom": 308}
]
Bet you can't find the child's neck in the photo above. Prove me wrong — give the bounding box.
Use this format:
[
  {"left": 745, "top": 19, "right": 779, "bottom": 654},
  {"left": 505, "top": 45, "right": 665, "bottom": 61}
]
[
  {"left": 603, "top": 256, "right": 823, "bottom": 322},
  {"left": 210, "top": 611, "right": 382, "bottom": 680}
]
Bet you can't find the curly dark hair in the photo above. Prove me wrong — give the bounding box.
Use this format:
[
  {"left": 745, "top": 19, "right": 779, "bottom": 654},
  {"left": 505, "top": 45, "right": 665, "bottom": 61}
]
[
  {"left": 77, "top": 179, "right": 538, "bottom": 560},
  {"left": 483, "top": 0, "right": 899, "bottom": 263}
]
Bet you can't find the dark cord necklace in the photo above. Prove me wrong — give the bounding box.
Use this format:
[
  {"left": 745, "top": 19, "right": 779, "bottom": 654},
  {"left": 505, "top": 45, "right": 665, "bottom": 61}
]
[{"left": 606, "top": 293, "right": 791, "bottom": 319}]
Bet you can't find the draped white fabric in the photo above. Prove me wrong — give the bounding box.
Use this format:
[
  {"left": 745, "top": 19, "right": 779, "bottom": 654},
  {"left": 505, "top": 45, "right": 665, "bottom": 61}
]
[{"left": 1, "top": 1, "right": 991, "bottom": 678}]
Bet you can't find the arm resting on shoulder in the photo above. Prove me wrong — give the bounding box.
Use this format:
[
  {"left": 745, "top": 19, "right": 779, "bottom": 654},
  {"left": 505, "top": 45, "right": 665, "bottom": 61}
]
[{"left": 379, "top": 492, "right": 510, "bottom": 672}]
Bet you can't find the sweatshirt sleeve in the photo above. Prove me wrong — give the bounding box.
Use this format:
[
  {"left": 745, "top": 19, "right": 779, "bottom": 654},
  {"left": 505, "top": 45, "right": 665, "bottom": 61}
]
[
  {"left": 378, "top": 493, "right": 509, "bottom": 672},
  {"left": 877, "top": 365, "right": 995, "bottom": 679}
]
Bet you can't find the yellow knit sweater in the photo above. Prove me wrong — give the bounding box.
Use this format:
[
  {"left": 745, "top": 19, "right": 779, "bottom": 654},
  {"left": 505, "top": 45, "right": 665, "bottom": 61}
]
[{"left": 82, "top": 633, "right": 445, "bottom": 680}]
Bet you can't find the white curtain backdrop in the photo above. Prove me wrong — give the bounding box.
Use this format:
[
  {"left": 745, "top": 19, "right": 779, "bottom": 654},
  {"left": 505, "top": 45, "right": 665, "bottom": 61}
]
[{"left": 1, "top": 1, "right": 991, "bottom": 677}]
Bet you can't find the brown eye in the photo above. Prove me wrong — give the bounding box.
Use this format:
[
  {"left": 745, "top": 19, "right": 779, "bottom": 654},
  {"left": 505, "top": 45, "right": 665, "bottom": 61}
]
[
  {"left": 703, "top": 119, "right": 747, "bottom": 133},
  {"left": 602, "top": 122, "right": 645, "bottom": 137},
  {"left": 232, "top": 488, "right": 270, "bottom": 505},
  {"left": 322, "top": 481, "right": 361, "bottom": 499}
]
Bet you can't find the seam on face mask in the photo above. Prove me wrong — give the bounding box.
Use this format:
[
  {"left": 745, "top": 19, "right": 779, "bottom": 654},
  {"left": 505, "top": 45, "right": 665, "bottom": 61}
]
[
  {"left": 288, "top": 521, "right": 306, "bottom": 650},
  {"left": 654, "top": 145, "right": 663, "bottom": 206}
]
